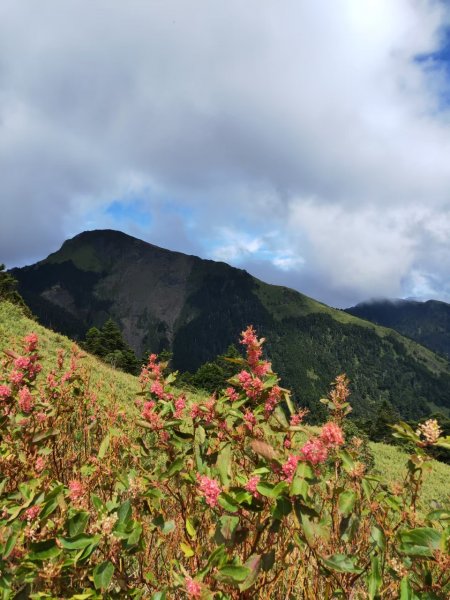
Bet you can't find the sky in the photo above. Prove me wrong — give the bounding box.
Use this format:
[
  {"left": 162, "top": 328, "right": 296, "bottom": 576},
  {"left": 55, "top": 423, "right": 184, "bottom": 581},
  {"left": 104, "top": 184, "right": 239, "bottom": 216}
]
[{"left": 1, "top": 0, "right": 450, "bottom": 308}]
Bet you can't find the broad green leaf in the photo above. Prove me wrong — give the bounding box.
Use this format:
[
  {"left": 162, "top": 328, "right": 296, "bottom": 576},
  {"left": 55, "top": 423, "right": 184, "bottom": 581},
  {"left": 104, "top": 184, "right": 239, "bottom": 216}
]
[
  {"left": 399, "top": 527, "right": 441, "bottom": 557},
  {"left": 218, "top": 493, "right": 239, "bottom": 513},
  {"left": 165, "top": 457, "right": 184, "bottom": 478},
  {"left": 370, "top": 525, "right": 386, "bottom": 551},
  {"left": 186, "top": 517, "right": 197, "bottom": 540},
  {"left": 367, "top": 555, "right": 382, "bottom": 600},
  {"left": 323, "top": 553, "right": 362, "bottom": 574},
  {"left": 58, "top": 533, "right": 97, "bottom": 550},
  {"left": 93, "top": 560, "right": 114, "bottom": 590},
  {"left": 28, "top": 539, "right": 61, "bottom": 560},
  {"left": 217, "top": 565, "right": 251, "bottom": 584},
  {"left": 338, "top": 490, "right": 356, "bottom": 518},
  {"left": 217, "top": 443, "right": 232, "bottom": 488},
  {"left": 239, "top": 554, "right": 261, "bottom": 592},
  {"left": 180, "top": 542, "right": 194, "bottom": 557},
  {"left": 97, "top": 434, "right": 110, "bottom": 460},
  {"left": 67, "top": 511, "right": 89, "bottom": 537}
]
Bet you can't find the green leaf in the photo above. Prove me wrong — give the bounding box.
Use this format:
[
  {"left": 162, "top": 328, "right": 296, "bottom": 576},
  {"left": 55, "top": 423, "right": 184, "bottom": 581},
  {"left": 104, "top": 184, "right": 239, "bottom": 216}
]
[
  {"left": 32, "top": 428, "right": 59, "bottom": 444},
  {"left": 367, "top": 555, "right": 382, "bottom": 600},
  {"left": 93, "top": 560, "right": 114, "bottom": 590},
  {"left": 391, "top": 422, "right": 420, "bottom": 443},
  {"left": 67, "top": 511, "right": 89, "bottom": 537},
  {"left": 165, "top": 457, "right": 184, "bottom": 478},
  {"left": 399, "top": 576, "right": 420, "bottom": 600},
  {"left": 436, "top": 436, "right": 450, "bottom": 450},
  {"left": 370, "top": 525, "right": 386, "bottom": 551},
  {"left": 239, "top": 554, "right": 261, "bottom": 592},
  {"left": 3, "top": 529, "right": 19, "bottom": 559},
  {"left": 272, "top": 497, "right": 292, "bottom": 520},
  {"left": 97, "top": 434, "right": 110, "bottom": 460},
  {"left": 290, "top": 462, "right": 314, "bottom": 498},
  {"left": 186, "top": 517, "right": 197, "bottom": 540},
  {"left": 338, "top": 490, "right": 356, "bottom": 518},
  {"left": 217, "top": 443, "right": 232, "bottom": 488},
  {"left": 218, "top": 492, "right": 239, "bottom": 513},
  {"left": 399, "top": 527, "right": 441, "bottom": 557},
  {"left": 217, "top": 565, "right": 251, "bottom": 584},
  {"left": 58, "top": 533, "right": 97, "bottom": 550},
  {"left": 256, "top": 481, "right": 288, "bottom": 499},
  {"left": 218, "top": 515, "right": 239, "bottom": 541},
  {"left": 28, "top": 539, "right": 62, "bottom": 560},
  {"left": 323, "top": 554, "right": 362, "bottom": 574},
  {"left": 180, "top": 542, "right": 195, "bottom": 558},
  {"left": 116, "top": 500, "right": 132, "bottom": 526}
]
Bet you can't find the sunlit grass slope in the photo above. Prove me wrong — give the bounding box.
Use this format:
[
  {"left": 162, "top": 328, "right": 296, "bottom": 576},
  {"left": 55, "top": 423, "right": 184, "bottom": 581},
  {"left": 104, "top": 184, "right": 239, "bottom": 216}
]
[{"left": 1, "top": 300, "right": 449, "bottom": 509}]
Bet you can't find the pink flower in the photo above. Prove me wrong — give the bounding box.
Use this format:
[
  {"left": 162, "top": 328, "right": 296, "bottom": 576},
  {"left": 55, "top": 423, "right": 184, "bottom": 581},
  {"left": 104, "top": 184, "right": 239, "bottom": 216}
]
[
  {"left": 0, "top": 384, "right": 11, "bottom": 399},
  {"left": 68, "top": 480, "right": 84, "bottom": 501},
  {"left": 9, "top": 370, "right": 24, "bottom": 386},
  {"left": 173, "top": 395, "right": 186, "bottom": 418},
  {"left": 225, "top": 386, "right": 239, "bottom": 401},
  {"left": 150, "top": 380, "right": 165, "bottom": 399},
  {"left": 197, "top": 474, "right": 221, "bottom": 508},
  {"left": 36, "top": 412, "right": 47, "bottom": 423},
  {"left": 35, "top": 457, "right": 46, "bottom": 472},
  {"left": 238, "top": 371, "right": 264, "bottom": 400},
  {"left": 14, "top": 356, "right": 31, "bottom": 371},
  {"left": 190, "top": 403, "right": 201, "bottom": 420},
  {"left": 290, "top": 409, "right": 309, "bottom": 426},
  {"left": 22, "top": 505, "right": 40, "bottom": 521},
  {"left": 265, "top": 385, "right": 281, "bottom": 416},
  {"left": 243, "top": 410, "right": 256, "bottom": 432},
  {"left": 320, "top": 422, "right": 345, "bottom": 447},
  {"left": 282, "top": 454, "right": 301, "bottom": 482},
  {"left": 245, "top": 475, "right": 260, "bottom": 497},
  {"left": 300, "top": 438, "right": 328, "bottom": 465},
  {"left": 185, "top": 576, "right": 202, "bottom": 598},
  {"left": 46, "top": 372, "right": 58, "bottom": 389},
  {"left": 24, "top": 333, "right": 39, "bottom": 352},
  {"left": 18, "top": 386, "right": 34, "bottom": 413},
  {"left": 253, "top": 361, "right": 271, "bottom": 377}
]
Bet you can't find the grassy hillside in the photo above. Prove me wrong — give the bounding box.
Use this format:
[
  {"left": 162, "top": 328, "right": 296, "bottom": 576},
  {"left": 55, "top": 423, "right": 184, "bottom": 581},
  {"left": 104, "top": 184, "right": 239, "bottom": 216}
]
[{"left": 1, "top": 300, "right": 449, "bottom": 509}]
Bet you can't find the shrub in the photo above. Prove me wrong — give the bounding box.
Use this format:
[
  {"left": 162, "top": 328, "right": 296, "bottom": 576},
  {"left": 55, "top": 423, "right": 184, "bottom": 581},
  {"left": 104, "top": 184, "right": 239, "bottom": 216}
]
[{"left": 0, "top": 327, "right": 449, "bottom": 598}]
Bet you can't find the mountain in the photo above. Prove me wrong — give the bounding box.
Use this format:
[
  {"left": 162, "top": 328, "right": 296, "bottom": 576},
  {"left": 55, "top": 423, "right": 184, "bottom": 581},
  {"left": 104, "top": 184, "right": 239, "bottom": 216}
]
[
  {"left": 11, "top": 229, "right": 450, "bottom": 421},
  {"left": 345, "top": 299, "right": 450, "bottom": 360}
]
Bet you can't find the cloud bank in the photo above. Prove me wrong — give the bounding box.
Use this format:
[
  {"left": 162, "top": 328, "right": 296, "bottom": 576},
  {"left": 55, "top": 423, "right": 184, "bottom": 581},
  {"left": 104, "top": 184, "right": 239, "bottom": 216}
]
[{"left": 1, "top": 0, "right": 450, "bottom": 306}]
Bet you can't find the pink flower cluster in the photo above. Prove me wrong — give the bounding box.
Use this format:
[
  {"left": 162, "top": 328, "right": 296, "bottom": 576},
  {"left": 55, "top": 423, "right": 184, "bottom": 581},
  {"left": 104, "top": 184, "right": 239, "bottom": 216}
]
[
  {"left": 243, "top": 410, "right": 256, "bottom": 432},
  {"left": 18, "top": 386, "right": 34, "bottom": 413},
  {"left": 300, "top": 438, "right": 328, "bottom": 465},
  {"left": 237, "top": 370, "right": 264, "bottom": 400},
  {"left": 190, "top": 403, "right": 202, "bottom": 420},
  {"left": 0, "top": 384, "right": 11, "bottom": 399},
  {"left": 22, "top": 505, "right": 40, "bottom": 522},
  {"left": 68, "top": 480, "right": 85, "bottom": 501},
  {"left": 225, "top": 386, "right": 239, "bottom": 402},
  {"left": 173, "top": 395, "right": 186, "bottom": 419},
  {"left": 24, "top": 333, "right": 39, "bottom": 352},
  {"left": 185, "top": 576, "right": 202, "bottom": 598},
  {"left": 282, "top": 454, "right": 301, "bottom": 482},
  {"left": 290, "top": 408, "right": 309, "bottom": 426},
  {"left": 197, "top": 474, "right": 221, "bottom": 508},
  {"left": 265, "top": 385, "right": 281, "bottom": 416},
  {"left": 245, "top": 475, "right": 260, "bottom": 497},
  {"left": 240, "top": 325, "right": 271, "bottom": 377},
  {"left": 320, "top": 422, "right": 345, "bottom": 447}
]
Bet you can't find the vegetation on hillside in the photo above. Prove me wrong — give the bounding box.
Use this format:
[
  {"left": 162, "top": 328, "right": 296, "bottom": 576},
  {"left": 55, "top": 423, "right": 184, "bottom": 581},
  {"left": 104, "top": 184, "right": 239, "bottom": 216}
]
[
  {"left": 12, "top": 230, "right": 450, "bottom": 425},
  {"left": 83, "top": 320, "right": 140, "bottom": 375},
  {"left": 0, "top": 311, "right": 449, "bottom": 598}
]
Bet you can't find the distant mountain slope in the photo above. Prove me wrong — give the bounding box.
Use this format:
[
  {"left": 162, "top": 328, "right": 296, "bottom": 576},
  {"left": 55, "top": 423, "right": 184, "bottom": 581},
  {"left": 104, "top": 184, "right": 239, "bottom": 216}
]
[
  {"left": 11, "top": 229, "right": 450, "bottom": 421},
  {"left": 346, "top": 299, "right": 450, "bottom": 359}
]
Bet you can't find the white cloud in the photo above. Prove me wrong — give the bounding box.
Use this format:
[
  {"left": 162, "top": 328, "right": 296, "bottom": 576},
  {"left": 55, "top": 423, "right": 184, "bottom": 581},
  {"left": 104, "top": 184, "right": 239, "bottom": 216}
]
[{"left": 0, "top": 0, "right": 449, "bottom": 305}]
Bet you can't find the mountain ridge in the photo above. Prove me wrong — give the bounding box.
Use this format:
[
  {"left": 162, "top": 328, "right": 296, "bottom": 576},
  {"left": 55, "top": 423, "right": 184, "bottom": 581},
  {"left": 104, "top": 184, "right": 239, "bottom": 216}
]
[{"left": 11, "top": 229, "right": 450, "bottom": 421}]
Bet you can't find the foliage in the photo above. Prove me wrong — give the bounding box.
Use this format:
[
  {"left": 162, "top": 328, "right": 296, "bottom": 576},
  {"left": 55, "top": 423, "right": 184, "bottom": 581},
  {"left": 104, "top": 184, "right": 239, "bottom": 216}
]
[
  {"left": 178, "top": 345, "right": 242, "bottom": 393},
  {"left": 83, "top": 319, "right": 140, "bottom": 375},
  {"left": 0, "top": 325, "right": 449, "bottom": 598},
  {"left": 0, "top": 264, "right": 31, "bottom": 317}
]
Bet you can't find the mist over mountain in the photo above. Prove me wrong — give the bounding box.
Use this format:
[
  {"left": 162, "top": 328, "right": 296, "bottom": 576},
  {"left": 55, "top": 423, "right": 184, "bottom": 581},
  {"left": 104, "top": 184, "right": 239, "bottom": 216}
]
[
  {"left": 12, "top": 229, "right": 450, "bottom": 421},
  {"left": 346, "top": 299, "right": 450, "bottom": 360}
]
